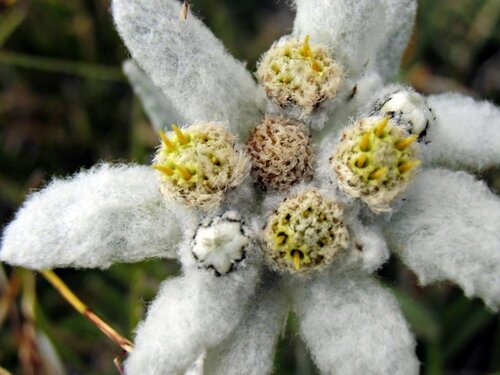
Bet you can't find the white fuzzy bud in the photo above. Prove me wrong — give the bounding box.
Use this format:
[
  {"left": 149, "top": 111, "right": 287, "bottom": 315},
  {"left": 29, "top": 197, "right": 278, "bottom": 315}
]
[
  {"left": 192, "top": 211, "right": 251, "bottom": 276},
  {"left": 374, "top": 90, "right": 435, "bottom": 139}
]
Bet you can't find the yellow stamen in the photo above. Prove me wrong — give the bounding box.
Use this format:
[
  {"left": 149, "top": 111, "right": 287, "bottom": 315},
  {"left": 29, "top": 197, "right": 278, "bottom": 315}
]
[
  {"left": 276, "top": 234, "right": 287, "bottom": 245},
  {"left": 374, "top": 116, "right": 390, "bottom": 137},
  {"left": 359, "top": 133, "right": 371, "bottom": 151},
  {"left": 398, "top": 160, "right": 421, "bottom": 174},
  {"left": 311, "top": 59, "right": 322, "bottom": 72},
  {"left": 369, "top": 166, "right": 388, "bottom": 180},
  {"left": 355, "top": 154, "right": 367, "bottom": 168},
  {"left": 176, "top": 164, "right": 193, "bottom": 181},
  {"left": 292, "top": 250, "right": 301, "bottom": 270},
  {"left": 302, "top": 35, "right": 312, "bottom": 57},
  {"left": 395, "top": 135, "right": 418, "bottom": 150},
  {"left": 172, "top": 124, "right": 189, "bottom": 145},
  {"left": 158, "top": 130, "right": 174, "bottom": 151},
  {"left": 152, "top": 164, "right": 174, "bottom": 176}
]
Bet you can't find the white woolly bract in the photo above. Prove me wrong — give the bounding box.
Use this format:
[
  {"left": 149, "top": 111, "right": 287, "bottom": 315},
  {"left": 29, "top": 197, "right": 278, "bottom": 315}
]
[
  {"left": 125, "top": 264, "right": 260, "bottom": 375},
  {"left": 204, "top": 277, "right": 288, "bottom": 375},
  {"left": 342, "top": 219, "right": 390, "bottom": 273},
  {"left": 123, "top": 60, "right": 186, "bottom": 130},
  {"left": 292, "top": 0, "right": 416, "bottom": 80},
  {"left": 292, "top": 272, "right": 419, "bottom": 375},
  {"left": 112, "top": 0, "right": 264, "bottom": 139},
  {"left": 313, "top": 71, "right": 385, "bottom": 141},
  {"left": 424, "top": 93, "right": 500, "bottom": 171},
  {"left": 0, "top": 164, "right": 193, "bottom": 269},
  {"left": 386, "top": 168, "right": 500, "bottom": 311}
]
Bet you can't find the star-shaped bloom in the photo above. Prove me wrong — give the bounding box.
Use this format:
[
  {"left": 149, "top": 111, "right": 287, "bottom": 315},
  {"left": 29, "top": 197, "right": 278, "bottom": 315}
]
[{"left": 1, "top": 1, "right": 499, "bottom": 375}]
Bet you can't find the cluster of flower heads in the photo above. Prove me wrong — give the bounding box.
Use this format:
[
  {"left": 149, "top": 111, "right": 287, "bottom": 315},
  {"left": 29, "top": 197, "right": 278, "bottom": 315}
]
[{"left": 2, "top": 1, "right": 499, "bottom": 375}]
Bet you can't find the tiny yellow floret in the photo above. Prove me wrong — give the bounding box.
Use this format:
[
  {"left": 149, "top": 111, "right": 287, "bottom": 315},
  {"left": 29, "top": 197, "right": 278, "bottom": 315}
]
[
  {"left": 176, "top": 165, "right": 193, "bottom": 181},
  {"left": 395, "top": 135, "right": 418, "bottom": 150},
  {"left": 398, "top": 160, "right": 421, "bottom": 174},
  {"left": 172, "top": 124, "right": 189, "bottom": 145},
  {"left": 302, "top": 35, "right": 312, "bottom": 57},
  {"left": 158, "top": 130, "right": 175, "bottom": 151},
  {"left": 355, "top": 154, "right": 368, "bottom": 168},
  {"left": 359, "top": 133, "right": 371, "bottom": 151},
  {"left": 374, "top": 116, "right": 390, "bottom": 137},
  {"left": 369, "top": 167, "right": 388, "bottom": 180},
  {"left": 152, "top": 164, "right": 174, "bottom": 176},
  {"left": 292, "top": 250, "right": 302, "bottom": 270}
]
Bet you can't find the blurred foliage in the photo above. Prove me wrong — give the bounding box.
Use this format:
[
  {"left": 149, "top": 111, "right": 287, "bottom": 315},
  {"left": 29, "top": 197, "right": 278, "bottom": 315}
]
[{"left": 0, "top": 0, "right": 499, "bottom": 374}]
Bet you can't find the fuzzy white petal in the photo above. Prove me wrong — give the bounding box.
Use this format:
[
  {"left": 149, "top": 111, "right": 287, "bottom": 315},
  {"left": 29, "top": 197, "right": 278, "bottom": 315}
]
[
  {"left": 0, "top": 164, "right": 193, "bottom": 269},
  {"left": 313, "top": 71, "right": 384, "bottom": 135},
  {"left": 123, "top": 60, "right": 186, "bottom": 130},
  {"left": 112, "top": 0, "right": 264, "bottom": 138},
  {"left": 424, "top": 93, "right": 500, "bottom": 171},
  {"left": 385, "top": 168, "right": 500, "bottom": 310},
  {"left": 125, "top": 265, "right": 260, "bottom": 375},
  {"left": 292, "top": 0, "right": 416, "bottom": 79},
  {"left": 204, "top": 275, "right": 287, "bottom": 375},
  {"left": 345, "top": 221, "right": 390, "bottom": 273},
  {"left": 292, "top": 272, "right": 419, "bottom": 375}
]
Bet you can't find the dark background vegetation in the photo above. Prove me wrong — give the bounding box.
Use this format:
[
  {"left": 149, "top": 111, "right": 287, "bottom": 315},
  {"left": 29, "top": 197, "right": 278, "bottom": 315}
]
[{"left": 0, "top": 0, "right": 499, "bottom": 374}]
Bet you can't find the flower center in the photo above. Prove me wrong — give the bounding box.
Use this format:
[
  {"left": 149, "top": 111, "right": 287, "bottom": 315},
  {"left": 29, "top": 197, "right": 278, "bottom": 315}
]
[
  {"left": 262, "top": 188, "right": 349, "bottom": 274},
  {"left": 192, "top": 211, "right": 250, "bottom": 276},
  {"left": 256, "top": 35, "right": 344, "bottom": 113},
  {"left": 331, "top": 116, "right": 420, "bottom": 213},
  {"left": 246, "top": 116, "right": 314, "bottom": 192},
  {"left": 152, "top": 123, "right": 249, "bottom": 209}
]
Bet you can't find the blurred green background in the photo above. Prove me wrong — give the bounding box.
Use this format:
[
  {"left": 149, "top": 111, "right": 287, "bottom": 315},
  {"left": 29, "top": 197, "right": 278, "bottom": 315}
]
[{"left": 0, "top": 0, "right": 499, "bottom": 374}]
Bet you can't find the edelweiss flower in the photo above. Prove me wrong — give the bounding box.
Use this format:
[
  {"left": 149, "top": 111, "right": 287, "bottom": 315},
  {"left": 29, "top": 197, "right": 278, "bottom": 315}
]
[{"left": 1, "top": 1, "right": 499, "bottom": 375}]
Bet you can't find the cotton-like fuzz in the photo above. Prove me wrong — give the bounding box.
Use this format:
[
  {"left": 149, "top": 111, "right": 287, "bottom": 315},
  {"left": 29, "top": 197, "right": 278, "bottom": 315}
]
[
  {"left": 204, "top": 276, "right": 287, "bottom": 375},
  {"left": 293, "top": 0, "right": 416, "bottom": 80},
  {"left": 424, "top": 93, "right": 500, "bottom": 171},
  {"left": 0, "top": 164, "right": 193, "bottom": 269},
  {"left": 343, "top": 222, "right": 389, "bottom": 273},
  {"left": 385, "top": 168, "right": 500, "bottom": 310},
  {"left": 125, "top": 264, "right": 260, "bottom": 375},
  {"left": 292, "top": 272, "right": 419, "bottom": 375},
  {"left": 112, "top": 0, "right": 264, "bottom": 139},
  {"left": 123, "top": 60, "right": 186, "bottom": 130}
]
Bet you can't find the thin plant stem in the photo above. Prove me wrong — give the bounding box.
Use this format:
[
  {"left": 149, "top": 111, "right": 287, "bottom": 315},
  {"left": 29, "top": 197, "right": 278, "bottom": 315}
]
[{"left": 39, "top": 270, "right": 134, "bottom": 353}]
